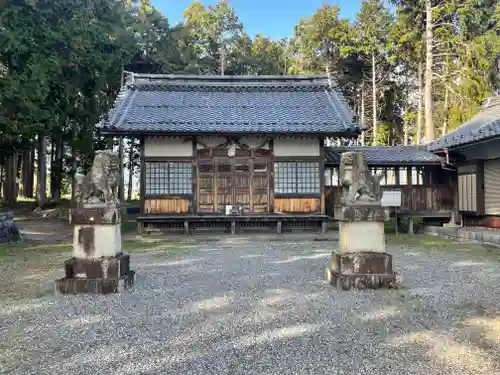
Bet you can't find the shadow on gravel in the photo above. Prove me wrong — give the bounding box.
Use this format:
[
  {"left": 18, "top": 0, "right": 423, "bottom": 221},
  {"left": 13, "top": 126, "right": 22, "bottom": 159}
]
[{"left": 2, "top": 235, "right": 500, "bottom": 374}]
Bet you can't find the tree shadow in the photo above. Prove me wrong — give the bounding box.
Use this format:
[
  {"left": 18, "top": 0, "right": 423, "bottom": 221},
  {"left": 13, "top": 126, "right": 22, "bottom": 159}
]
[{"left": 2, "top": 236, "right": 500, "bottom": 374}]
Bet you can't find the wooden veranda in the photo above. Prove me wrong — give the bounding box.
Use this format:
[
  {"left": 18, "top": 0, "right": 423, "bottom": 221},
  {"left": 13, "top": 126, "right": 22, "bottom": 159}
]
[{"left": 324, "top": 147, "right": 456, "bottom": 222}]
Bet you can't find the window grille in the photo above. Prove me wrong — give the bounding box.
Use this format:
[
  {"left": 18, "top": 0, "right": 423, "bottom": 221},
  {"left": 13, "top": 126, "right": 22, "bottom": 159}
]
[
  {"left": 145, "top": 161, "right": 192, "bottom": 195},
  {"left": 275, "top": 161, "right": 320, "bottom": 194}
]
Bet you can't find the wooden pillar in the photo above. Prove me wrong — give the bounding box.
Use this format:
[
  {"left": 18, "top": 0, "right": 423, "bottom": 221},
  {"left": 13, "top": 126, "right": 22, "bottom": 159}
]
[
  {"left": 407, "top": 167, "right": 414, "bottom": 235},
  {"left": 319, "top": 137, "right": 325, "bottom": 215},
  {"left": 268, "top": 138, "right": 274, "bottom": 213},
  {"left": 118, "top": 136, "right": 125, "bottom": 205},
  {"left": 394, "top": 167, "right": 401, "bottom": 233},
  {"left": 192, "top": 138, "right": 197, "bottom": 214},
  {"left": 138, "top": 136, "right": 145, "bottom": 235}
]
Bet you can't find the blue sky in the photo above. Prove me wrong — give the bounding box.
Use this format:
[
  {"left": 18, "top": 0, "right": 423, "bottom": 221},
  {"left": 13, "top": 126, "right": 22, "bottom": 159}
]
[{"left": 151, "top": 0, "right": 364, "bottom": 40}]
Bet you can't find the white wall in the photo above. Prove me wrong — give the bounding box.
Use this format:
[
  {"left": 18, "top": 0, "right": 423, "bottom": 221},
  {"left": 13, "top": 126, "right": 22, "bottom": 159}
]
[
  {"left": 144, "top": 136, "right": 193, "bottom": 157},
  {"left": 273, "top": 137, "right": 320, "bottom": 157}
]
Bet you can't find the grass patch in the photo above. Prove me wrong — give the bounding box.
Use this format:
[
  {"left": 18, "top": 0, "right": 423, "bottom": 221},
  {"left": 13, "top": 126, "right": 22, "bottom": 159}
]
[
  {"left": 0, "top": 241, "right": 71, "bottom": 259},
  {"left": 386, "top": 234, "right": 453, "bottom": 248},
  {"left": 123, "top": 238, "right": 195, "bottom": 259}
]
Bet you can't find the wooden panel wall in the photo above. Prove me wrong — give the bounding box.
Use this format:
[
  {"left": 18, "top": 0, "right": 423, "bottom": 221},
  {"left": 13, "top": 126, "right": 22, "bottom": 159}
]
[
  {"left": 145, "top": 198, "right": 190, "bottom": 214},
  {"left": 275, "top": 198, "right": 321, "bottom": 213},
  {"left": 325, "top": 185, "right": 454, "bottom": 215}
]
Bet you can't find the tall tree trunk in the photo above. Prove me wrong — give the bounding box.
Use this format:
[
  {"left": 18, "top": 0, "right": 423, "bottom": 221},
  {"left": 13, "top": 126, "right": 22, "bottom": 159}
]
[
  {"left": 26, "top": 147, "right": 35, "bottom": 198},
  {"left": 127, "top": 139, "right": 134, "bottom": 201},
  {"left": 21, "top": 150, "right": 28, "bottom": 197},
  {"left": 0, "top": 164, "right": 3, "bottom": 201},
  {"left": 403, "top": 112, "right": 409, "bottom": 146},
  {"left": 51, "top": 136, "right": 64, "bottom": 202},
  {"left": 442, "top": 87, "right": 449, "bottom": 136},
  {"left": 361, "top": 82, "right": 366, "bottom": 146},
  {"left": 37, "top": 134, "right": 47, "bottom": 206},
  {"left": 5, "top": 155, "right": 17, "bottom": 207},
  {"left": 372, "top": 52, "right": 377, "bottom": 145},
  {"left": 70, "top": 144, "right": 77, "bottom": 205},
  {"left": 119, "top": 136, "right": 125, "bottom": 204},
  {"left": 424, "top": 0, "right": 435, "bottom": 142},
  {"left": 416, "top": 61, "right": 423, "bottom": 145}
]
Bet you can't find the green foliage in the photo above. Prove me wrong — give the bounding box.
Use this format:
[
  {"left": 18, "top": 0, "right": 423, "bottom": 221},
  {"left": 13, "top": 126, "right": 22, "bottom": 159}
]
[{"left": 1, "top": 0, "right": 500, "bottom": 205}]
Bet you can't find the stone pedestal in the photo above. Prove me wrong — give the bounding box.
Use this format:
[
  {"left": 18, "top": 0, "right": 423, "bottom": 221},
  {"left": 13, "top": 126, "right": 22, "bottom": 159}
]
[
  {"left": 55, "top": 205, "right": 135, "bottom": 294},
  {"left": 327, "top": 204, "right": 399, "bottom": 290}
]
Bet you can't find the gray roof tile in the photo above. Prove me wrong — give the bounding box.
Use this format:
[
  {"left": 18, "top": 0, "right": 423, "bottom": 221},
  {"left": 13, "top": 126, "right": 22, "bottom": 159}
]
[
  {"left": 97, "top": 74, "right": 361, "bottom": 135},
  {"left": 428, "top": 95, "right": 500, "bottom": 151},
  {"left": 325, "top": 146, "right": 442, "bottom": 165}
]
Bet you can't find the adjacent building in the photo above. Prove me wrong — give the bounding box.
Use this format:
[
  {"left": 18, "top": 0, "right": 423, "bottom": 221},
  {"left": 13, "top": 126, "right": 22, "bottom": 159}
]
[{"left": 428, "top": 96, "right": 500, "bottom": 228}]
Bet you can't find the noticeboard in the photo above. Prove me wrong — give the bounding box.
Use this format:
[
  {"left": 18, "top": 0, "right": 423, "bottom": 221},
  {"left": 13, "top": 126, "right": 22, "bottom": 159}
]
[{"left": 381, "top": 190, "right": 402, "bottom": 207}]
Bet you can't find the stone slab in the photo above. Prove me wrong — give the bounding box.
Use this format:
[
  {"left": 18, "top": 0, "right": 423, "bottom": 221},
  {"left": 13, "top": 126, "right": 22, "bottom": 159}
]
[
  {"left": 339, "top": 221, "right": 385, "bottom": 253},
  {"left": 73, "top": 223, "right": 122, "bottom": 259},
  {"left": 326, "top": 251, "right": 398, "bottom": 290},
  {"left": 330, "top": 251, "right": 394, "bottom": 275},
  {"left": 334, "top": 205, "right": 389, "bottom": 222},
  {"left": 424, "top": 225, "right": 500, "bottom": 245},
  {"left": 326, "top": 267, "right": 397, "bottom": 290},
  {"left": 64, "top": 253, "right": 130, "bottom": 279},
  {"left": 55, "top": 271, "right": 135, "bottom": 294},
  {"left": 70, "top": 207, "right": 121, "bottom": 225}
]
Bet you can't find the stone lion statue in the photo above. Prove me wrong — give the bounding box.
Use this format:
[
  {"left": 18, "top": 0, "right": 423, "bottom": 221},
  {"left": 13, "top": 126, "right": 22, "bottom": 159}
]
[
  {"left": 339, "top": 151, "right": 383, "bottom": 204},
  {"left": 75, "top": 150, "right": 120, "bottom": 207}
]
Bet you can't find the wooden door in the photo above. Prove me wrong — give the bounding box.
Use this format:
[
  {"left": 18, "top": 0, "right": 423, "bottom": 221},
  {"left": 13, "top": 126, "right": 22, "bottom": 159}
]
[
  {"left": 252, "top": 158, "right": 269, "bottom": 213},
  {"left": 215, "top": 159, "right": 232, "bottom": 213},
  {"left": 197, "top": 155, "right": 269, "bottom": 214},
  {"left": 198, "top": 159, "right": 215, "bottom": 213},
  {"left": 234, "top": 159, "right": 251, "bottom": 212}
]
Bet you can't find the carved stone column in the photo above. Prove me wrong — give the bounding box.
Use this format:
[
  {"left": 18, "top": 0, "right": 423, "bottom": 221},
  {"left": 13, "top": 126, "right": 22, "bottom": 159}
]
[
  {"left": 326, "top": 151, "right": 401, "bottom": 290},
  {"left": 55, "top": 151, "right": 135, "bottom": 294}
]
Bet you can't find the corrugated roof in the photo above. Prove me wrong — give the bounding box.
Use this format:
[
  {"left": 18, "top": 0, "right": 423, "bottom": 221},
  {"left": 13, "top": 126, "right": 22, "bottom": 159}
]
[
  {"left": 97, "top": 73, "right": 361, "bottom": 135},
  {"left": 428, "top": 95, "right": 500, "bottom": 151},
  {"left": 325, "top": 146, "right": 443, "bottom": 166}
]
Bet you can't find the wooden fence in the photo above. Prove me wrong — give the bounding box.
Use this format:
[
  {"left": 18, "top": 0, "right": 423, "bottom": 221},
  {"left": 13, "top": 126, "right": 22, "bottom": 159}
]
[{"left": 325, "top": 185, "right": 455, "bottom": 217}]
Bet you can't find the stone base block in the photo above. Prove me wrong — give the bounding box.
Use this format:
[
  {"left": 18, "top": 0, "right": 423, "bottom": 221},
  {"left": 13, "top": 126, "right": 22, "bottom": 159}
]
[
  {"left": 339, "top": 221, "right": 385, "bottom": 253},
  {"left": 326, "top": 251, "right": 400, "bottom": 290},
  {"left": 55, "top": 271, "right": 135, "bottom": 294},
  {"left": 334, "top": 205, "right": 389, "bottom": 222},
  {"left": 64, "top": 253, "right": 130, "bottom": 279},
  {"left": 73, "top": 223, "right": 122, "bottom": 258}
]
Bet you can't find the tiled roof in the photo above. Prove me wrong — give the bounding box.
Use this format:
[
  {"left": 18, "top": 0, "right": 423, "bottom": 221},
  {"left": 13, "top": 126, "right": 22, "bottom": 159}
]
[
  {"left": 428, "top": 95, "right": 500, "bottom": 151},
  {"left": 324, "top": 146, "right": 443, "bottom": 166},
  {"left": 97, "top": 73, "right": 361, "bottom": 135}
]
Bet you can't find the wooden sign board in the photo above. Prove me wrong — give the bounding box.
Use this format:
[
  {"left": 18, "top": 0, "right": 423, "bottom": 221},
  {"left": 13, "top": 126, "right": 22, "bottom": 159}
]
[{"left": 381, "top": 190, "right": 402, "bottom": 207}]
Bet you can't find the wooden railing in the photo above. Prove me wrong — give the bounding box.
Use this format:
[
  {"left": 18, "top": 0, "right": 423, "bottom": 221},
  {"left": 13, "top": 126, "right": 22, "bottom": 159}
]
[{"left": 325, "top": 185, "right": 455, "bottom": 217}]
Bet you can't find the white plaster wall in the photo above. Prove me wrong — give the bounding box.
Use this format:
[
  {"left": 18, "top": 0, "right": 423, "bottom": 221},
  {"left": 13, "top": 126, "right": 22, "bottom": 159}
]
[
  {"left": 273, "top": 137, "right": 320, "bottom": 157},
  {"left": 145, "top": 136, "right": 193, "bottom": 157}
]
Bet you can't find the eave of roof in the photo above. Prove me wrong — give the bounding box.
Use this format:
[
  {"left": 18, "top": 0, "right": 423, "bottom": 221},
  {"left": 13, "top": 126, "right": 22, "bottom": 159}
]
[
  {"left": 428, "top": 95, "right": 500, "bottom": 152},
  {"left": 97, "top": 72, "right": 362, "bottom": 136},
  {"left": 325, "top": 146, "right": 443, "bottom": 166}
]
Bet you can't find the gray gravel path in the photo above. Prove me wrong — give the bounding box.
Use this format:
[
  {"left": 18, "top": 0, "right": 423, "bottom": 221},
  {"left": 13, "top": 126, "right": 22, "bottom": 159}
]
[{"left": 2, "top": 236, "right": 500, "bottom": 375}]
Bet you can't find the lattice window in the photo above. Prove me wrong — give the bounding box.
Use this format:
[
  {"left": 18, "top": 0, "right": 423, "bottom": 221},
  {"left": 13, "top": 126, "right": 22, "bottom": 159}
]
[
  {"left": 275, "top": 161, "right": 320, "bottom": 194},
  {"left": 145, "top": 161, "right": 192, "bottom": 196}
]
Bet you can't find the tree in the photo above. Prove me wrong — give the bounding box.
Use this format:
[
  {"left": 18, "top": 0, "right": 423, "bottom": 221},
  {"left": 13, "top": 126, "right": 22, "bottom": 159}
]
[{"left": 354, "top": 0, "right": 393, "bottom": 145}]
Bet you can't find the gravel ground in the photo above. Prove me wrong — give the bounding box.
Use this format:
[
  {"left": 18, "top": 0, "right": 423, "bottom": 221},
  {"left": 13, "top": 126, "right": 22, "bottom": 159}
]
[{"left": 2, "top": 234, "right": 500, "bottom": 375}]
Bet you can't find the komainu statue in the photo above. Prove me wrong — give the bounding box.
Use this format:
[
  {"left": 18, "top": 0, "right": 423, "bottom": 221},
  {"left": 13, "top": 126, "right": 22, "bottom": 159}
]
[
  {"left": 75, "top": 150, "right": 120, "bottom": 207},
  {"left": 339, "top": 151, "right": 383, "bottom": 205}
]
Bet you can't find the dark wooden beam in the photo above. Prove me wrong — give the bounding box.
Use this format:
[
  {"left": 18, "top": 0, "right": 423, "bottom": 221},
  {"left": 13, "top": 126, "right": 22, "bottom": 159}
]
[
  {"left": 140, "top": 136, "right": 145, "bottom": 216},
  {"left": 319, "top": 137, "right": 326, "bottom": 215},
  {"left": 192, "top": 138, "right": 197, "bottom": 214}
]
